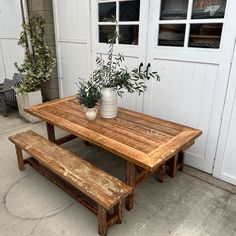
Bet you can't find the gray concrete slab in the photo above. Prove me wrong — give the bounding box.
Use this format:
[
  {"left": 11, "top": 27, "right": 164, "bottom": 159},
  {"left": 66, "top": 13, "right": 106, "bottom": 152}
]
[{"left": 0, "top": 116, "right": 236, "bottom": 236}]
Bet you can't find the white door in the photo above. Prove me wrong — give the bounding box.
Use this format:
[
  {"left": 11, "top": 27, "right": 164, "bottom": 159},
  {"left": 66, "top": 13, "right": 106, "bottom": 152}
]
[
  {"left": 90, "top": 0, "right": 149, "bottom": 112},
  {"left": 144, "top": 0, "right": 236, "bottom": 173},
  {"left": 213, "top": 38, "right": 236, "bottom": 185},
  {"left": 53, "top": 0, "right": 91, "bottom": 97},
  {"left": 0, "top": 0, "right": 24, "bottom": 82}
]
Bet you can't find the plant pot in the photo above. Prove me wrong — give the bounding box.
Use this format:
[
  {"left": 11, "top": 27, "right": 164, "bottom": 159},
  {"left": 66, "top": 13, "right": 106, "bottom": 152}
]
[
  {"left": 85, "top": 107, "right": 97, "bottom": 121},
  {"left": 100, "top": 88, "right": 118, "bottom": 118},
  {"left": 16, "top": 90, "right": 42, "bottom": 123}
]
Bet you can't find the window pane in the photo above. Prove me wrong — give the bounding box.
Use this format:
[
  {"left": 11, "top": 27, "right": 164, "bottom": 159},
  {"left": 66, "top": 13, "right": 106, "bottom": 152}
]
[
  {"left": 99, "top": 25, "right": 116, "bottom": 43},
  {"left": 189, "top": 23, "right": 223, "bottom": 48},
  {"left": 119, "top": 25, "right": 139, "bottom": 45},
  {"left": 192, "top": 0, "right": 226, "bottom": 19},
  {"left": 99, "top": 2, "right": 116, "bottom": 22},
  {"left": 158, "top": 24, "right": 186, "bottom": 47},
  {"left": 160, "top": 0, "right": 188, "bottom": 20},
  {"left": 119, "top": 0, "right": 140, "bottom": 21}
]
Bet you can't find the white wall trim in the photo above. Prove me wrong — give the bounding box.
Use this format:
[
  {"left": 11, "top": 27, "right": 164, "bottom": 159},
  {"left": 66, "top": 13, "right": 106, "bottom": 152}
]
[
  {"left": 52, "top": 0, "right": 63, "bottom": 98},
  {"left": 220, "top": 173, "right": 236, "bottom": 186}
]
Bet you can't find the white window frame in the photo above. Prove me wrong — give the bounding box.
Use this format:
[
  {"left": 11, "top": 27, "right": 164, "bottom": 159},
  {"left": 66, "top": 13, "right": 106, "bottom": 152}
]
[
  {"left": 157, "top": 0, "right": 226, "bottom": 49},
  {"left": 97, "top": 0, "right": 140, "bottom": 45}
]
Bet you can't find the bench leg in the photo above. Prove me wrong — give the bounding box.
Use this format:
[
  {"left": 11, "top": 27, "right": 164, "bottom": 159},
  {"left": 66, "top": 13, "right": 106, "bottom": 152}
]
[
  {"left": 97, "top": 205, "right": 107, "bottom": 236},
  {"left": 15, "top": 145, "right": 25, "bottom": 171},
  {"left": 168, "top": 153, "right": 178, "bottom": 178},
  {"left": 114, "top": 201, "right": 122, "bottom": 224},
  {"left": 157, "top": 163, "right": 165, "bottom": 183},
  {"left": 126, "top": 161, "right": 135, "bottom": 211}
]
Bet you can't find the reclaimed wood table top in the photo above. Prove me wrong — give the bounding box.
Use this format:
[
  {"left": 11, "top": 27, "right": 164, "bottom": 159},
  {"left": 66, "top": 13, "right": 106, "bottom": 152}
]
[{"left": 24, "top": 96, "right": 202, "bottom": 171}]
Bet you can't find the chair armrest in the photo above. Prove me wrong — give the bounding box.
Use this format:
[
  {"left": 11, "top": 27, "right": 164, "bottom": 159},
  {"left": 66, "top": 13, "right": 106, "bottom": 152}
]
[{"left": 0, "top": 88, "right": 14, "bottom": 94}]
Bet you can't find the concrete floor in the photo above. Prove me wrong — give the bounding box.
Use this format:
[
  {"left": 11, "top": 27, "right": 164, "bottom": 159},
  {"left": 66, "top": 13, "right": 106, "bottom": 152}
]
[{"left": 1, "top": 111, "right": 236, "bottom": 236}]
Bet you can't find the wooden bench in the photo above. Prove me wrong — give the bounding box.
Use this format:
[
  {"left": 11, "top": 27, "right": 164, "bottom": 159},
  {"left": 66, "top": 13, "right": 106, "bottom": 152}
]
[{"left": 9, "top": 130, "right": 132, "bottom": 236}]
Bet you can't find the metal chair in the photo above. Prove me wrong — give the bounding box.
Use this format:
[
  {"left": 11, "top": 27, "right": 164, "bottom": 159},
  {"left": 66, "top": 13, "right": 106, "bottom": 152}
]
[{"left": 0, "top": 73, "right": 24, "bottom": 117}]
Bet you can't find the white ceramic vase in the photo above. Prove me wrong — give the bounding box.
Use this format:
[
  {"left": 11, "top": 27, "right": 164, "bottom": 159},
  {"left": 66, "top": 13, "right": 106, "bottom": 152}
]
[
  {"left": 100, "top": 88, "right": 118, "bottom": 118},
  {"left": 85, "top": 107, "right": 97, "bottom": 121},
  {"left": 16, "top": 90, "right": 42, "bottom": 123}
]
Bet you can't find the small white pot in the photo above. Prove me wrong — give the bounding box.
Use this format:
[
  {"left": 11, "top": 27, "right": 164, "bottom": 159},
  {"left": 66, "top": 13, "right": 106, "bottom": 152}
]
[
  {"left": 16, "top": 90, "right": 42, "bottom": 123},
  {"left": 85, "top": 107, "right": 97, "bottom": 121},
  {"left": 100, "top": 88, "right": 118, "bottom": 118}
]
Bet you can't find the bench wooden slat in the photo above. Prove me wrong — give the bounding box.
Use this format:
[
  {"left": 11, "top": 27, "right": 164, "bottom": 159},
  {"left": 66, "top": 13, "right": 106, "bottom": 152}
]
[{"left": 9, "top": 130, "right": 132, "bottom": 210}]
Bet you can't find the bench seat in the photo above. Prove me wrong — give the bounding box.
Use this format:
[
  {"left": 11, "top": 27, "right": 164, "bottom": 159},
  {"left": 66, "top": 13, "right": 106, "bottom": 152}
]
[{"left": 9, "top": 130, "right": 132, "bottom": 236}]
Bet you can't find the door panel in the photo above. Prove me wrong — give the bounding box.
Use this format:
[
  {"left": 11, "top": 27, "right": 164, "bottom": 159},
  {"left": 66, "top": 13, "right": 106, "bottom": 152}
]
[
  {"left": 145, "top": 0, "right": 236, "bottom": 173},
  {"left": 53, "top": 0, "right": 91, "bottom": 97},
  {"left": 91, "top": 0, "right": 149, "bottom": 112},
  {"left": 144, "top": 59, "right": 219, "bottom": 171},
  {"left": 220, "top": 99, "right": 236, "bottom": 185},
  {"left": 59, "top": 42, "right": 89, "bottom": 96},
  {"left": 0, "top": 39, "right": 24, "bottom": 80},
  {"left": 213, "top": 37, "right": 236, "bottom": 185},
  {"left": 0, "top": 0, "right": 23, "bottom": 82},
  {"left": 56, "top": 0, "right": 87, "bottom": 41}
]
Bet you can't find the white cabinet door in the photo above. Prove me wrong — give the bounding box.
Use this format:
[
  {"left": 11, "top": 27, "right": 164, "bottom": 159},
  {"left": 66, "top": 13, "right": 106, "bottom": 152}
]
[
  {"left": 144, "top": 0, "right": 236, "bottom": 173},
  {"left": 90, "top": 0, "right": 149, "bottom": 112}
]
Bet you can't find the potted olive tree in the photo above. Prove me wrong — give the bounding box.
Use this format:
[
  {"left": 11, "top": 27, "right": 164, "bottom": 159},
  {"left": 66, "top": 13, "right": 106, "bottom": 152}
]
[
  {"left": 91, "top": 30, "right": 160, "bottom": 118},
  {"left": 77, "top": 79, "right": 101, "bottom": 121},
  {"left": 14, "top": 15, "right": 56, "bottom": 123}
]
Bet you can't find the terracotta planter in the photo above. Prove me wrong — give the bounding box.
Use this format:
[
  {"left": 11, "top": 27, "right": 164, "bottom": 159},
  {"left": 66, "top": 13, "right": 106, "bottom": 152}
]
[
  {"left": 16, "top": 90, "right": 42, "bottom": 123},
  {"left": 100, "top": 88, "right": 118, "bottom": 118}
]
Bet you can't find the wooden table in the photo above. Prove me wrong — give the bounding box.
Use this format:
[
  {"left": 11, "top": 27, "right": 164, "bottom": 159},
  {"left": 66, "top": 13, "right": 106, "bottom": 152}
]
[{"left": 25, "top": 96, "right": 202, "bottom": 210}]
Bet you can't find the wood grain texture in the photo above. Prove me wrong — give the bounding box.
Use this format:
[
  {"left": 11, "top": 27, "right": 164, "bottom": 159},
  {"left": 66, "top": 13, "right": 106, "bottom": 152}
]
[
  {"left": 9, "top": 130, "right": 132, "bottom": 210},
  {"left": 24, "top": 96, "right": 202, "bottom": 171}
]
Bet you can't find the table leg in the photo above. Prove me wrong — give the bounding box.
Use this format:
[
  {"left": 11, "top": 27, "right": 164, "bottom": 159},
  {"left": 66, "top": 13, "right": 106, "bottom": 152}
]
[
  {"left": 46, "top": 123, "right": 56, "bottom": 142},
  {"left": 178, "top": 151, "right": 185, "bottom": 171},
  {"left": 84, "top": 141, "right": 90, "bottom": 146},
  {"left": 168, "top": 153, "right": 178, "bottom": 178},
  {"left": 125, "top": 161, "right": 135, "bottom": 211},
  {"left": 157, "top": 163, "right": 165, "bottom": 183}
]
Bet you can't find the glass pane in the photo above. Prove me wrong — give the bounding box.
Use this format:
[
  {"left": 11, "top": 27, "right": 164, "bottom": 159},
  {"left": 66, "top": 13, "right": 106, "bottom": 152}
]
[
  {"left": 189, "top": 23, "right": 223, "bottom": 48},
  {"left": 160, "top": 0, "right": 188, "bottom": 20},
  {"left": 158, "top": 24, "right": 186, "bottom": 47},
  {"left": 119, "top": 25, "right": 139, "bottom": 45},
  {"left": 99, "top": 2, "right": 116, "bottom": 22},
  {"left": 192, "top": 0, "right": 226, "bottom": 19},
  {"left": 119, "top": 0, "right": 140, "bottom": 21},
  {"left": 99, "top": 25, "right": 116, "bottom": 43}
]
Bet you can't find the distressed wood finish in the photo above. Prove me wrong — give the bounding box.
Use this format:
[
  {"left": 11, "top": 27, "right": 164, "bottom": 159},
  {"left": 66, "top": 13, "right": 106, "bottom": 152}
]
[
  {"left": 9, "top": 130, "right": 132, "bottom": 210},
  {"left": 9, "top": 131, "right": 133, "bottom": 236},
  {"left": 24, "top": 96, "right": 202, "bottom": 171},
  {"left": 126, "top": 162, "right": 135, "bottom": 210}
]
